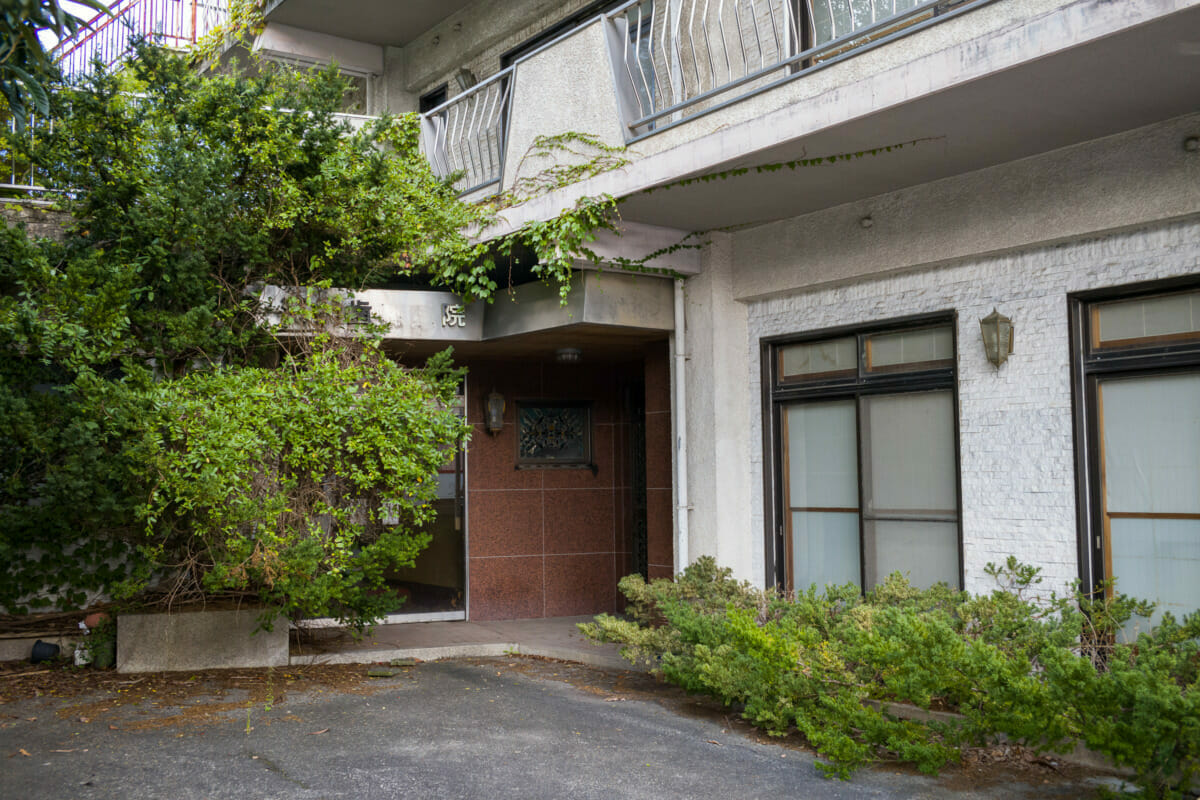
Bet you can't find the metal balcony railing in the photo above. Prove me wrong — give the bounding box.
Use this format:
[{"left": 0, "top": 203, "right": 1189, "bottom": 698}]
[
  {"left": 2, "top": 115, "right": 52, "bottom": 195},
  {"left": 55, "top": 0, "right": 231, "bottom": 78},
  {"left": 419, "top": 69, "right": 513, "bottom": 197},
  {"left": 607, "top": 0, "right": 981, "bottom": 136}
]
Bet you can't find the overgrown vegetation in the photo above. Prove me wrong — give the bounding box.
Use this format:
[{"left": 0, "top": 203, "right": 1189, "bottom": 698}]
[
  {"left": 582, "top": 557, "right": 1200, "bottom": 798},
  {"left": 124, "top": 293, "right": 470, "bottom": 628},
  {"left": 0, "top": 44, "right": 481, "bottom": 620}
]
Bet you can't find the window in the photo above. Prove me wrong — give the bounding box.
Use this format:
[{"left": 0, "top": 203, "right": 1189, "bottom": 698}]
[
  {"left": 765, "top": 316, "right": 961, "bottom": 593},
  {"left": 500, "top": 1, "right": 627, "bottom": 67},
  {"left": 515, "top": 401, "right": 592, "bottom": 468},
  {"left": 419, "top": 84, "right": 447, "bottom": 114},
  {"left": 1072, "top": 283, "right": 1200, "bottom": 632}
]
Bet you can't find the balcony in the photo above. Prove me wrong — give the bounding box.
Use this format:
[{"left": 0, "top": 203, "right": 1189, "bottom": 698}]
[
  {"left": 43, "top": 0, "right": 1200, "bottom": 237},
  {"left": 54, "top": 0, "right": 231, "bottom": 77},
  {"left": 417, "top": 0, "right": 996, "bottom": 198},
  {"left": 395, "top": 0, "right": 1200, "bottom": 239}
]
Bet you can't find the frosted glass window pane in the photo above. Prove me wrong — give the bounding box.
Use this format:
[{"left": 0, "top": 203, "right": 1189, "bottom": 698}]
[
  {"left": 780, "top": 337, "right": 857, "bottom": 380},
  {"left": 810, "top": 0, "right": 846, "bottom": 43},
  {"left": 811, "top": 0, "right": 931, "bottom": 45},
  {"left": 1110, "top": 518, "right": 1200, "bottom": 634},
  {"left": 436, "top": 472, "right": 457, "bottom": 500},
  {"left": 791, "top": 511, "right": 860, "bottom": 590},
  {"left": 785, "top": 400, "right": 859, "bottom": 509},
  {"left": 861, "top": 391, "right": 957, "bottom": 515},
  {"left": 849, "top": 0, "right": 876, "bottom": 28},
  {"left": 811, "top": 0, "right": 926, "bottom": 45},
  {"left": 866, "top": 326, "right": 954, "bottom": 371},
  {"left": 1095, "top": 290, "right": 1200, "bottom": 345},
  {"left": 1100, "top": 374, "right": 1200, "bottom": 515},
  {"left": 864, "top": 520, "right": 959, "bottom": 590}
]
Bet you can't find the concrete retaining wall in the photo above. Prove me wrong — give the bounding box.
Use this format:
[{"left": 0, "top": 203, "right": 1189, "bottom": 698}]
[{"left": 117, "top": 609, "right": 289, "bottom": 674}]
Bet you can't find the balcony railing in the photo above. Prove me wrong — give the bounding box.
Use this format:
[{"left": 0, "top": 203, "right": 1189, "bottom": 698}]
[
  {"left": 418, "top": 69, "right": 513, "bottom": 197},
  {"left": 607, "top": 0, "right": 980, "bottom": 136},
  {"left": 55, "top": 0, "right": 231, "bottom": 78},
  {"left": 2, "top": 115, "right": 52, "bottom": 195}
]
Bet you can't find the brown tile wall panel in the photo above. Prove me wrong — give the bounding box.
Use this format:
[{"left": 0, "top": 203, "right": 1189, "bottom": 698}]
[
  {"left": 465, "top": 362, "right": 543, "bottom": 426},
  {"left": 541, "top": 423, "right": 614, "bottom": 489},
  {"left": 644, "top": 340, "right": 671, "bottom": 414},
  {"left": 467, "top": 490, "right": 543, "bottom": 558},
  {"left": 617, "top": 484, "right": 633, "bottom": 557},
  {"left": 647, "top": 564, "right": 674, "bottom": 581},
  {"left": 463, "top": 357, "right": 665, "bottom": 621},
  {"left": 613, "top": 418, "right": 629, "bottom": 489},
  {"left": 646, "top": 487, "right": 673, "bottom": 569},
  {"left": 540, "top": 367, "right": 617, "bottom": 423},
  {"left": 543, "top": 488, "right": 615, "bottom": 555},
  {"left": 469, "top": 556, "right": 544, "bottom": 620},
  {"left": 644, "top": 412, "right": 672, "bottom": 491},
  {"left": 467, "top": 423, "right": 543, "bottom": 491},
  {"left": 545, "top": 554, "right": 616, "bottom": 617}
]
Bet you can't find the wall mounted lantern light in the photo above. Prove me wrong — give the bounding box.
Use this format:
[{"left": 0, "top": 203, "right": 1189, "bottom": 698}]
[
  {"left": 485, "top": 390, "right": 505, "bottom": 435},
  {"left": 979, "top": 308, "right": 1014, "bottom": 368}
]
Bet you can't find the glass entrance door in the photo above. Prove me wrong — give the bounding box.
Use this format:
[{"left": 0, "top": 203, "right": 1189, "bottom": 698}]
[{"left": 382, "top": 392, "right": 467, "bottom": 621}]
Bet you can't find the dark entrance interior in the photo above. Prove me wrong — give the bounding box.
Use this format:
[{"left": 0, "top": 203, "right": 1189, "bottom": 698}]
[{"left": 382, "top": 398, "right": 467, "bottom": 619}]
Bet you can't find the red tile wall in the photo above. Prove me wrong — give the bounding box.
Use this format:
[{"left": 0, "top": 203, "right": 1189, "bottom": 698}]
[
  {"left": 464, "top": 348, "right": 672, "bottom": 620},
  {"left": 644, "top": 341, "right": 675, "bottom": 582}
]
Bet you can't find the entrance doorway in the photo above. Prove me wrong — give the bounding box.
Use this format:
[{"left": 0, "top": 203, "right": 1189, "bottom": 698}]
[{"left": 382, "top": 390, "right": 468, "bottom": 622}]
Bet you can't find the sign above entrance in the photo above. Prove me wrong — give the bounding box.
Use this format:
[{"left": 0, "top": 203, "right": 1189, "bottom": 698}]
[
  {"left": 262, "top": 272, "right": 675, "bottom": 346},
  {"left": 441, "top": 304, "right": 468, "bottom": 328},
  {"left": 352, "top": 289, "right": 483, "bottom": 341}
]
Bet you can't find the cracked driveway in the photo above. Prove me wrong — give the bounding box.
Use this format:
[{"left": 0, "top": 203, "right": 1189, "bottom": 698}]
[{"left": 1, "top": 658, "right": 1117, "bottom": 799}]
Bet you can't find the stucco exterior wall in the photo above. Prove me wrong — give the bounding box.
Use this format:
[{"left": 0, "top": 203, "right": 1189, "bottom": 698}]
[
  {"left": 733, "top": 113, "right": 1200, "bottom": 301},
  {"left": 401, "top": 0, "right": 603, "bottom": 101},
  {"left": 740, "top": 215, "right": 1200, "bottom": 597},
  {"left": 711, "top": 113, "right": 1200, "bottom": 594},
  {"left": 680, "top": 233, "right": 757, "bottom": 582},
  {"left": 501, "top": 20, "right": 628, "bottom": 193},
  {"left": 481, "top": 0, "right": 1199, "bottom": 238},
  {"left": 673, "top": 113, "right": 1200, "bottom": 593}
]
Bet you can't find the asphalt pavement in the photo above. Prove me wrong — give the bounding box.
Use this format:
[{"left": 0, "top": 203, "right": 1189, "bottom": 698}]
[{"left": 0, "top": 659, "right": 1123, "bottom": 800}]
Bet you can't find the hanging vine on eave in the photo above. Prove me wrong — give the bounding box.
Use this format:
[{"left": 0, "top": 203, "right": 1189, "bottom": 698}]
[{"left": 478, "top": 134, "right": 946, "bottom": 301}]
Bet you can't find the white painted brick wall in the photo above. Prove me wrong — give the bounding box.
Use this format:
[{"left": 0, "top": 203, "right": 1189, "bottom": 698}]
[{"left": 742, "top": 217, "right": 1200, "bottom": 597}]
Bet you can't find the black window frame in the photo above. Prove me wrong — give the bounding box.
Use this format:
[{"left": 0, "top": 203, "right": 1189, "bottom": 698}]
[
  {"left": 500, "top": 0, "right": 627, "bottom": 68},
  {"left": 1069, "top": 276, "right": 1200, "bottom": 598},
  {"left": 761, "top": 311, "right": 963, "bottom": 592},
  {"left": 419, "top": 84, "right": 448, "bottom": 114}
]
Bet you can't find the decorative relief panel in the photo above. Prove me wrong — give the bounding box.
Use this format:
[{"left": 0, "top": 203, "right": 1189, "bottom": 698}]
[{"left": 517, "top": 403, "right": 591, "bottom": 466}]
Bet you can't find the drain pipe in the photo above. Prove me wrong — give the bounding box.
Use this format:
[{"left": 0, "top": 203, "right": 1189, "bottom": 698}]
[{"left": 673, "top": 278, "right": 689, "bottom": 575}]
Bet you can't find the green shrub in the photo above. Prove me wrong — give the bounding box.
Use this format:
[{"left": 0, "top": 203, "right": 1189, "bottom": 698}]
[{"left": 581, "top": 557, "right": 1200, "bottom": 797}]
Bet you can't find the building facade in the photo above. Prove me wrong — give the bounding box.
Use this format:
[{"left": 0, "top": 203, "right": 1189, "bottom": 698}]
[{"left": 64, "top": 0, "right": 1200, "bottom": 623}]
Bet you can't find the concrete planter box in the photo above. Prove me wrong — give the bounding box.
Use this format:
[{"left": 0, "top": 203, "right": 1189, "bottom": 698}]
[
  {"left": 116, "top": 609, "right": 288, "bottom": 673},
  {"left": 0, "top": 634, "right": 79, "bottom": 663}
]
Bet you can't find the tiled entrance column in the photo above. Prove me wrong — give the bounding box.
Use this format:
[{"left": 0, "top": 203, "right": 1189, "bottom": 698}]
[
  {"left": 643, "top": 341, "right": 674, "bottom": 581},
  {"left": 464, "top": 348, "right": 673, "bottom": 620}
]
